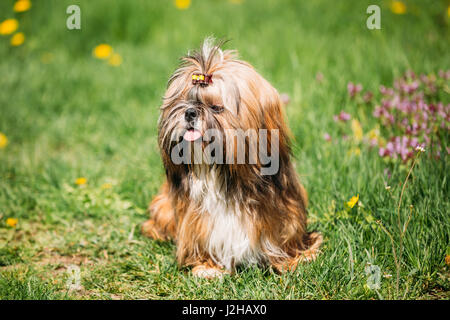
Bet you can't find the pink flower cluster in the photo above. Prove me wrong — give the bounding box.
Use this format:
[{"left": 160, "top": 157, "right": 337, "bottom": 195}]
[
  {"left": 373, "top": 70, "right": 449, "bottom": 161},
  {"left": 347, "top": 82, "right": 363, "bottom": 98},
  {"left": 378, "top": 136, "right": 423, "bottom": 161},
  {"left": 333, "top": 111, "right": 351, "bottom": 122}
]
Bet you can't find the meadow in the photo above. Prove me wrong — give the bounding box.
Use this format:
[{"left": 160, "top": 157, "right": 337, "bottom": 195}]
[{"left": 0, "top": 0, "right": 449, "bottom": 300}]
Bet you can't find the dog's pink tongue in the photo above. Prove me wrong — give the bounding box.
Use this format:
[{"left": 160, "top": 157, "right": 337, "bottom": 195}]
[{"left": 183, "top": 129, "right": 202, "bottom": 141}]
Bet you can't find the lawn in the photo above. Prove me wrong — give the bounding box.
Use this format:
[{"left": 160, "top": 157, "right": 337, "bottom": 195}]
[{"left": 0, "top": 0, "right": 449, "bottom": 300}]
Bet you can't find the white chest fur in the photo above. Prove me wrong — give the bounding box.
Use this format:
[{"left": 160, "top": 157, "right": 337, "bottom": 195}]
[{"left": 189, "top": 170, "right": 261, "bottom": 270}]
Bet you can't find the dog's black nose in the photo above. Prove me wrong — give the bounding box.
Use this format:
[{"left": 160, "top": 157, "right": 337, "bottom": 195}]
[{"left": 185, "top": 108, "right": 198, "bottom": 122}]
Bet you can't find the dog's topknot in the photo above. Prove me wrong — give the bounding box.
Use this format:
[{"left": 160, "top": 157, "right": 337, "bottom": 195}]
[
  {"left": 187, "top": 37, "right": 226, "bottom": 74},
  {"left": 167, "top": 37, "right": 234, "bottom": 87}
]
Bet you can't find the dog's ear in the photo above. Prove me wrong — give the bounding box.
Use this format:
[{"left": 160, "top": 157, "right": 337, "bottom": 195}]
[
  {"left": 252, "top": 78, "right": 296, "bottom": 180},
  {"left": 162, "top": 68, "right": 191, "bottom": 110},
  {"left": 256, "top": 81, "right": 292, "bottom": 154}
]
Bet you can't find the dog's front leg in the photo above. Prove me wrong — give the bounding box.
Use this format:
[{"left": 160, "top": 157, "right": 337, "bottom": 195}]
[
  {"left": 270, "top": 232, "right": 323, "bottom": 273},
  {"left": 175, "top": 211, "right": 230, "bottom": 279},
  {"left": 142, "top": 181, "right": 176, "bottom": 241}
]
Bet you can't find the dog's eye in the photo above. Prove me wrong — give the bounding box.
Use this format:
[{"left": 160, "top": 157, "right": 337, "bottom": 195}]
[{"left": 210, "top": 105, "right": 224, "bottom": 113}]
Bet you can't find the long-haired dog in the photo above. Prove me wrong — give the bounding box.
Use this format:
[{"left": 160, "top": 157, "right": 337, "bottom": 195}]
[{"left": 142, "top": 38, "right": 322, "bottom": 278}]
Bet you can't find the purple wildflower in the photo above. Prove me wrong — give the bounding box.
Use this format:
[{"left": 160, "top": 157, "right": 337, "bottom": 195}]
[
  {"left": 280, "top": 93, "right": 290, "bottom": 106},
  {"left": 316, "top": 72, "right": 324, "bottom": 83},
  {"left": 367, "top": 71, "right": 449, "bottom": 162},
  {"left": 363, "top": 91, "right": 373, "bottom": 103},
  {"left": 334, "top": 111, "right": 351, "bottom": 122},
  {"left": 347, "top": 82, "right": 363, "bottom": 98}
]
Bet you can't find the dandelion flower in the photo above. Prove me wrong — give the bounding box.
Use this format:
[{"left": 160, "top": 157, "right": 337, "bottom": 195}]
[
  {"left": 10, "top": 32, "right": 25, "bottom": 46},
  {"left": 13, "top": 0, "right": 31, "bottom": 13},
  {"left": 6, "top": 218, "right": 18, "bottom": 228},
  {"left": 446, "top": 255, "right": 450, "bottom": 266},
  {"left": 175, "top": 0, "right": 191, "bottom": 10},
  {"left": 101, "top": 183, "right": 112, "bottom": 189},
  {"left": 346, "top": 194, "right": 359, "bottom": 209},
  {"left": 93, "top": 44, "right": 113, "bottom": 59},
  {"left": 0, "top": 19, "right": 19, "bottom": 36},
  {"left": 229, "top": 0, "right": 243, "bottom": 3},
  {"left": 108, "top": 53, "right": 122, "bottom": 66},
  {"left": 75, "top": 177, "right": 87, "bottom": 185},
  {"left": 448, "top": 6, "right": 450, "bottom": 18},
  {"left": 0, "top": 132, "right": 8, "bottom": 148},
  {"left": 390, "top": 1, "right": 406, "bottom": 15}
]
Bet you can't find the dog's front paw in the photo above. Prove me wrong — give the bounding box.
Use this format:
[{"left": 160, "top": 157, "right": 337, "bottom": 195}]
[
  {"left": 141, "top": 219, "right": 166, "bottom": 240},
  {"left": 192, "top": 265, "right": 229, "bottom": 279}
]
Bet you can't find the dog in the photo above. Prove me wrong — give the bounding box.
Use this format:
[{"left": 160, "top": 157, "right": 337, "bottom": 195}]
[{"left": 142, "top": 38, "right": 322, "bottom": 278}]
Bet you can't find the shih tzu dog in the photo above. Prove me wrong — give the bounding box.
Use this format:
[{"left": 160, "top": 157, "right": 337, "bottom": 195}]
[{"left": 142, "top": 38, "right": 322, "bottom": 278}]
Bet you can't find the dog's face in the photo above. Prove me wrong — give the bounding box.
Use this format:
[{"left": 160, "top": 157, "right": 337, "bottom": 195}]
[{"left": 158, "top": 40, "right": 288, "bottom": 176}]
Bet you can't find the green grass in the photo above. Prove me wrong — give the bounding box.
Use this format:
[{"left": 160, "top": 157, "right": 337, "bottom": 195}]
[{"left": 0, "top": 0, "right": 449, "bottom": 300}]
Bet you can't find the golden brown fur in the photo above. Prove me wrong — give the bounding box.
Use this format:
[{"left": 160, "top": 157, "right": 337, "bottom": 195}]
[{"left": 142, "top": 38, "right": 322, "bottom": 277}]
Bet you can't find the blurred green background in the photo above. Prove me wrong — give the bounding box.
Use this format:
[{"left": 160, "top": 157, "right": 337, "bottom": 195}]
[{"left": 0, "top": 0, "right": 448, "bottom": 299}]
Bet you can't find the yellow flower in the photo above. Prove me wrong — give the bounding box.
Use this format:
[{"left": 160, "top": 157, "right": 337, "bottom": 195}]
[
  {"left": 108, "top": 53, "right": 122, "bottom": 66},
  {"left": 75, "top": 177, "right": 87, "bottom": 185},
  {"left": 347, "top": 194, "right": 359, "bottom": 209},
  {"left": 351, "top": 119, "right": 363, "bottom": 142},
  {"left": 93, "top": 44, "right": 113, "bottom": 59},
  {"left": 347, "top": 147, "right": 361, "bottom": 156},
  {"left": 446, "top": 255, "right": 450, "bottom": 266},
  {"left": 6, "top": 218, "right": 18, "bottom": 228},
  {"left": 447, "top": 6, "right": 450, "bottom": 18},
  {"left": 10, "top": 32, "right": 25, "bottom": 46},
  {"left": 41, "top": 52, "right": 53, "bottom": 64},
  {"left": 229, "top": 0, "right": 243, "bottom": 3},
  {"left": 390, "top": 1, "right": 406, "bottom": 15},
  {"left": 368, "top": 128, "right": 379, "bottom": 141},
  {"left": 175, "top": 0, "right": 191, "bottom": 10},
  {"left": 101, "top": 183, "right": 112, "bottom": 189},
  {"left": 0, "top": 19, "right": 19, "bottom": 36},
  {"left": 0, "top": 132, "right": 8, "bottom": 148},
  {"left": 13, "top": 0, "right": 32, "bottom": 13}
]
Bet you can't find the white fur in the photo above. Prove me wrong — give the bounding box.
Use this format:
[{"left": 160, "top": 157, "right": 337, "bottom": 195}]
[
  {"left": 189, "top": 169, "right": 263, "bottom": 271},
  {"left": 192, "top": 265, "right": 227, "bottom": 279}
]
